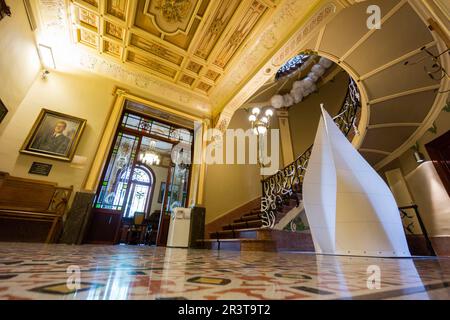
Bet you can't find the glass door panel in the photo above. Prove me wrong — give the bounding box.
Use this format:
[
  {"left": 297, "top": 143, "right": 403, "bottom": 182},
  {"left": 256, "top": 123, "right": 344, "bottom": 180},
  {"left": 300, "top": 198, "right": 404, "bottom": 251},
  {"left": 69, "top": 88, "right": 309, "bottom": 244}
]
[
  {"left": 165, "top": 164, "right": 190, "bottom": 212},
  {"left": 95, "top": 132, "right": 139, "bottom": 210}
]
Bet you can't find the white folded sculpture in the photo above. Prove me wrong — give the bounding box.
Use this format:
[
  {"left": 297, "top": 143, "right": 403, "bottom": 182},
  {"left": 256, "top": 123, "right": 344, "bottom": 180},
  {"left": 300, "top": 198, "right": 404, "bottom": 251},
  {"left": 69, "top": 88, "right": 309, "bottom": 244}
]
[{"left": 303, "top": 106, "right": 411, "bottom": 257}]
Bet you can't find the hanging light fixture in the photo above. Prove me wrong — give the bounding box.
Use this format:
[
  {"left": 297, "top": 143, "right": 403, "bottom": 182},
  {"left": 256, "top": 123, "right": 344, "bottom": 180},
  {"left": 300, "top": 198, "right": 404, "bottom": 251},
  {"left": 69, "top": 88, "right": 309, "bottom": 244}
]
[
  {"left": 139, "top": 140, "right": 160, "bottom": 166},
  {"left": 248, "top": 107, "right": 273, "bottom": 136}
]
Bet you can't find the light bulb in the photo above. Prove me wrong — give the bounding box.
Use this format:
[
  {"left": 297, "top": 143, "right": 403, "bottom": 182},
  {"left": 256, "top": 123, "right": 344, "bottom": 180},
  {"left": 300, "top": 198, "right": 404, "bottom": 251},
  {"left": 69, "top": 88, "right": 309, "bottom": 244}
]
[
  {"left": 265, "top": 109, "right": 273, "bottom": 117},
  {"left": 261, "top": 116, "right": 268, "bottom": 123},
  {"left": 248, "top": 114, "right": 256, "bottom": 122},
  {"left": 252, "top": 107, "right": 261, "bottom": 115}
]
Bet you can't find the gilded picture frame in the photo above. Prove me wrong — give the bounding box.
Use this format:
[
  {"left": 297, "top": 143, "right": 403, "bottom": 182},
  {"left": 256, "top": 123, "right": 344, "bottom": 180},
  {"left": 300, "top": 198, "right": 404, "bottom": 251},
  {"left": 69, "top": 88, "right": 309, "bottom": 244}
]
[{"left": 20, "top": 109, "right": 86, "bottom": 161}]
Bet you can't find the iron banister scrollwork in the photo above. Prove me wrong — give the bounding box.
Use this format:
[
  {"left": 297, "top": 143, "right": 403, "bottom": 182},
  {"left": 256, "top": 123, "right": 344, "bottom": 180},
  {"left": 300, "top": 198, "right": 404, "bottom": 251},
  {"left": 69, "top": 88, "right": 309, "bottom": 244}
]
[{"left": 261, "top": 78, "right": 361, "bottom": 228}]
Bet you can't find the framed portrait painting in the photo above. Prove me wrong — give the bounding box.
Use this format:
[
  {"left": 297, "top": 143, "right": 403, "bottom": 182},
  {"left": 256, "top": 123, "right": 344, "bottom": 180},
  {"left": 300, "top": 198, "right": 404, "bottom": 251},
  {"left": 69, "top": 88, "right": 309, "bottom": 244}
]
[{"left": 21, "top": 109, "right": 86, "bottom": 161}]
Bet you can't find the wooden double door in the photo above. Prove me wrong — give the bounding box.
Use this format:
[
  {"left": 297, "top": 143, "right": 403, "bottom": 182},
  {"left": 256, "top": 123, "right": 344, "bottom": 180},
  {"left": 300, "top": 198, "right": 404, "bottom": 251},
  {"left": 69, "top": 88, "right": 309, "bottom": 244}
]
[{"left": 83, "top": 111, "right": 193, "bottom": 245}]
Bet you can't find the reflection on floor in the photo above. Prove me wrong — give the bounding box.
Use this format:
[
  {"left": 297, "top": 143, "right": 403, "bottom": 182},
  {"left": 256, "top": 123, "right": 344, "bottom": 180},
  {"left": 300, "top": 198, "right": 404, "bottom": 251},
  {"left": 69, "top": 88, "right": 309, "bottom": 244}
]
[{"left": 0, "top": 243, "right": 449, "bottom": 300}]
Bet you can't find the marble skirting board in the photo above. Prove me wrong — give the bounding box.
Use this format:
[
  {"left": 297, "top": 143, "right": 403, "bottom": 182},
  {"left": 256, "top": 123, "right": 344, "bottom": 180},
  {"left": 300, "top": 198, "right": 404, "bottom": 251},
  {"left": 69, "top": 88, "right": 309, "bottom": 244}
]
[{"left": 59, "top": 192, "right": 95, "bottom": 245}]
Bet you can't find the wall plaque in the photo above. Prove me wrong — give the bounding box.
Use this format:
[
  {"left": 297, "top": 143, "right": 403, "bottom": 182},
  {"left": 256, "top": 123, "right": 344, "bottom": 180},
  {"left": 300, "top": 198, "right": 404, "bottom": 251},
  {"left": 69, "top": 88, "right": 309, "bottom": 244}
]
[{"left": 29, "top": 162, "right": 52, "bottom": 176}]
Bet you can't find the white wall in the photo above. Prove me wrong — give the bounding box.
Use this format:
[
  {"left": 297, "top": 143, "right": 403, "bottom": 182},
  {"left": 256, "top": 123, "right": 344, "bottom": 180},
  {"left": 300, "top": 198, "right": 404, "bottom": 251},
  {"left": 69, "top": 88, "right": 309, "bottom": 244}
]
[{"left": 0, "top": 0, "right": 41, "bottom": 133}]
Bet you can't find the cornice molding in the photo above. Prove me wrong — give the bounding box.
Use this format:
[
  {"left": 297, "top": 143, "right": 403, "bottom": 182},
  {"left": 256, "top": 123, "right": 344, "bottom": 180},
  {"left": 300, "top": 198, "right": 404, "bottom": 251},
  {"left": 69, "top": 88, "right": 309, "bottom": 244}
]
[{"left": 34, "top": 0, "right": 211, "bottom": 116}]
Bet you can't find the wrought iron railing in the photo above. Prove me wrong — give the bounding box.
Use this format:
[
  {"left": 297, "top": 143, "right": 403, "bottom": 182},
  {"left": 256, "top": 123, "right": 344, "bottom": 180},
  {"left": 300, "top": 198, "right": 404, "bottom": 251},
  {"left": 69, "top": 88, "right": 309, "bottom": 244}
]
[
  {"left": 399, "top": 205, "right": 436, "bottom": 256},
  {"left": 261, "top": 78, "right": 361, "bottom": 228}
]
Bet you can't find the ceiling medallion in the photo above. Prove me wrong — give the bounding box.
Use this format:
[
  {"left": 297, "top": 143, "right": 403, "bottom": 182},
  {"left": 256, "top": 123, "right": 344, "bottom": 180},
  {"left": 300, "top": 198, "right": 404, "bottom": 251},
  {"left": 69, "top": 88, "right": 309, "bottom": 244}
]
[{"left": 156, "top": 0, "right": 192, "bottom": 23}]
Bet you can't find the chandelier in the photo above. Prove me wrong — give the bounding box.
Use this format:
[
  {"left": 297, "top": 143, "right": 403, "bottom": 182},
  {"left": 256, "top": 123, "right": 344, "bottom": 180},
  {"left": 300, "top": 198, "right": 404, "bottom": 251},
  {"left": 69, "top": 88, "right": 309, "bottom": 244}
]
[
  {"left": 139, "top": 141, "right": 160, "bottom": 166},
  {"left": 248, "top": 107, "right": 273, "bottom": 135}
]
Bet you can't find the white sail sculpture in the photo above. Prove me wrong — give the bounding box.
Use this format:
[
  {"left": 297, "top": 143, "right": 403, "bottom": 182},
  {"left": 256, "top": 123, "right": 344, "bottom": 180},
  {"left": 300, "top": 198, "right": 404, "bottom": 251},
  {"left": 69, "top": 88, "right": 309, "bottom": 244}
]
[{"left": 303, "top": 106, "right": 411, "bottom": 257}]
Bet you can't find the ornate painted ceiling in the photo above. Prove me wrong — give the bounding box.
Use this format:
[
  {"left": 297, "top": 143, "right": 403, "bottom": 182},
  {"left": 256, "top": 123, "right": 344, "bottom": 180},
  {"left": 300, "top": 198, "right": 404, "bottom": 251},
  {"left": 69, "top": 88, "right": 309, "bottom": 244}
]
[
  {"left": 69, "top": 0, "right": 276, "bottom": 96},
  {"left": 33, "top": 0, "right": 329, "bottom": 118}
]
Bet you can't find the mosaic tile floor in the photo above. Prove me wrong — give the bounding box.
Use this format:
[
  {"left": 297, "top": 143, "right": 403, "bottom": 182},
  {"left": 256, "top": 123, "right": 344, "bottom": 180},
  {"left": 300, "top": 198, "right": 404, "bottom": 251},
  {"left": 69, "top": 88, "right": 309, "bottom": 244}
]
[{"left": 0, "top": 242, "right": 449, "bottom": 300}]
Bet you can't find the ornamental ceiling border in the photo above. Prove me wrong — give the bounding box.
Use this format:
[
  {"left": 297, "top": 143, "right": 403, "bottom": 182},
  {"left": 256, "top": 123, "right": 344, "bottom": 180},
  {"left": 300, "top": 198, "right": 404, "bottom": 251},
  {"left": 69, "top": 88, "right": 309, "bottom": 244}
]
[
  {"left": 213, "top": 1, "right": 342, "bottom": 133},
  {"left": 143, "top": 0, "right": 202, "bottom": 36},
  {"left": 35, "top": 0, "right": 211, "bottom": 115}
]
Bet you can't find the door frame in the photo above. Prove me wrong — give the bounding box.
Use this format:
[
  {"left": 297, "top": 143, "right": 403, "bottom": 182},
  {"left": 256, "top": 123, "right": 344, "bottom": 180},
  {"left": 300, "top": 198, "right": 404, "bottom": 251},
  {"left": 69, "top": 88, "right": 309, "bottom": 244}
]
[
  {"left": 84, "top": 88, "right": 208, "bottom": 206},
  {"left": 425, "top": 130, "right": 450, "bottom": 196},
  {"left": 84, "top": 92, "right": 202, "bottom": 244}
]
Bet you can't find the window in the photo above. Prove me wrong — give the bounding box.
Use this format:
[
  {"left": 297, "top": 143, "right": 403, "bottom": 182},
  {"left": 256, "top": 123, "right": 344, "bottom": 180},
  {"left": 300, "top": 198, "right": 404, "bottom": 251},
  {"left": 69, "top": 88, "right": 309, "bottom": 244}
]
[
  {"left": 122, "top": 165, "right": 154, "bottom": 218},
  {"left": 121, "top": 112, "right": 193, "bottom": 144}
]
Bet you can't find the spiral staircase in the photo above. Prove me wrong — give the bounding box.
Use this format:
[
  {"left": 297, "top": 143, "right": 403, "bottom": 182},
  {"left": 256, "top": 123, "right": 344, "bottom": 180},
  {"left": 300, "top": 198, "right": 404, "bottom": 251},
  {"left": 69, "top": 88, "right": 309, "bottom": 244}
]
[{"left": 200, "top": 0, "right": 449, "bottom": 253}]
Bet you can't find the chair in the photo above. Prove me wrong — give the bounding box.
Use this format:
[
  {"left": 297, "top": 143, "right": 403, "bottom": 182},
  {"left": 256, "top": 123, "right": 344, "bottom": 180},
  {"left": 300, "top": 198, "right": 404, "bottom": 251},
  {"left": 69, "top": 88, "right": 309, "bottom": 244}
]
[
  {"left": 126, "top": 212, "right": 148, "bottom": 245},
  {"left": 144, "top": 210, "right": 161, "bottom": 245}
]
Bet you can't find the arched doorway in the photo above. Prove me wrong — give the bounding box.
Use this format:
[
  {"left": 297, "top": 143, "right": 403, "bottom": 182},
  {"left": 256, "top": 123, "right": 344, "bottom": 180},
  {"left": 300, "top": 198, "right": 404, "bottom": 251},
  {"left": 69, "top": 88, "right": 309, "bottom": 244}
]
[{"left": 121, "top": 164, "right": 155, "bottom": 219}]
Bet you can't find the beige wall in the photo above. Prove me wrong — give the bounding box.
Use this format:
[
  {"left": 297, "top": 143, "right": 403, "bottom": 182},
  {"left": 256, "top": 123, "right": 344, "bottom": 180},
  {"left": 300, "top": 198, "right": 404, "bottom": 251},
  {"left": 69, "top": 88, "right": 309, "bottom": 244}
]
[
  {"left": 0, "top": 0, "right": 41, "bottom": 134},
  {"left": 148, "top": 165, "right": 168, "bottom": 216},
  {"left": 203, "top": 109, "right": 281, "bottom": 223},
  {"left": 0, "top": 68, "right": 172, "bottom": 195},
  {"left": 289, "top": 71, "right": 350, "bottom": 158},
  {"left": 0, "top": 70, "right": 117, "bottom": 192},
  {"left": 396, "top": 107, "right": 450, "bottom": 176}
]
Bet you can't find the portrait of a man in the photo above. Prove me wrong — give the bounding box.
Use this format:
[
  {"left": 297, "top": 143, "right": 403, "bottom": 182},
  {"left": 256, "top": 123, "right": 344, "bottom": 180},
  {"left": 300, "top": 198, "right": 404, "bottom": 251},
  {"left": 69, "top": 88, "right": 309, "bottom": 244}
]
[
  {"left": 32, "top": 120, "right": 71, "bottom": 154},
  {"left": 21, "top": 109, "right": 86, "bottom": 161}
]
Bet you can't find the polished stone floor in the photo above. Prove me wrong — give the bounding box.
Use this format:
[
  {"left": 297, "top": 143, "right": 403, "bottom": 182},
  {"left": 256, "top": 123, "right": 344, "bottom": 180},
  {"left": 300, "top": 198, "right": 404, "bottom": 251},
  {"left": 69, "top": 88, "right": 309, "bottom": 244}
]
[{"left": 0, "top": 242, "right": 449, "bottom": 300}]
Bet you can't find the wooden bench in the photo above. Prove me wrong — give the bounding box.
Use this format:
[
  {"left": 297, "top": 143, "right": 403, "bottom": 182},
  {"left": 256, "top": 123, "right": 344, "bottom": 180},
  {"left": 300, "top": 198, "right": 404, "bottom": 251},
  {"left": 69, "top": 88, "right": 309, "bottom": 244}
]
[{"left": 0, "top": 172, "right": 73, "bottom": 243}]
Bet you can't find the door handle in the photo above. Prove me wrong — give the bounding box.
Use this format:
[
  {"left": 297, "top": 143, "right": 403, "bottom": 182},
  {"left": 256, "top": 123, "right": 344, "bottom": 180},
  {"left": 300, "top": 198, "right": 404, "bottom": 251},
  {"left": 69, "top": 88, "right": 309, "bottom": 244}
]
[{"left": 108, "top": 216, "right": 112, "bottom": 224}]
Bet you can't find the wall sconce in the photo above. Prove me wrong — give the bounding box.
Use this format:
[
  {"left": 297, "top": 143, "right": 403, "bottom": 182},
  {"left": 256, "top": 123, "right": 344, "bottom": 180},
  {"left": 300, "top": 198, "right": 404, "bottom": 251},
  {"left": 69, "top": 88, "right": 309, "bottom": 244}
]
[
  {"left": 40, "top": 69, "right": 50, "bottom": 80},
  {"left": 411, "top": 142, "right": 425, "bottom": 163},
  {"left": 38, "top": 44, "right": 56, "bottom": 69},
  {"left": 413, "top": 150, "right": 425, "bottom": 163}
]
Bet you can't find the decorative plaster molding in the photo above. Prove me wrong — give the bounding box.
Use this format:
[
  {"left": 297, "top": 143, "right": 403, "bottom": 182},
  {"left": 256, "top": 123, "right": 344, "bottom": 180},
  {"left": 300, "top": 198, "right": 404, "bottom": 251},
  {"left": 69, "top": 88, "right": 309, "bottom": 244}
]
[
  {"left": 213, "top": 1, "right": 340, "bottom": 132},
  {"left": 35, "top": 0, "right": 211, "bottom": 116}
]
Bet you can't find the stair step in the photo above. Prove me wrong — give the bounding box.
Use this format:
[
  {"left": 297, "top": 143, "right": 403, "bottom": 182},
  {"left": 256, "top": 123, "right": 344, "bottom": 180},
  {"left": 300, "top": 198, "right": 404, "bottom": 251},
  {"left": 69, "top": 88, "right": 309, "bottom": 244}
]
[
  {"left": 222, "top": 220, "right": 262, "bottom": 230},
  {"left": 243, "top": 210, "right": 261, "bottom": 217},
  {"left": 198, "top": 239, "right": 276, "bottom": 252},
  {"left": 233, "top": 214, "right": 261, "bottom": 223},
  {"left": 209, "top": 228, "right": 271, "bottom": 240}
]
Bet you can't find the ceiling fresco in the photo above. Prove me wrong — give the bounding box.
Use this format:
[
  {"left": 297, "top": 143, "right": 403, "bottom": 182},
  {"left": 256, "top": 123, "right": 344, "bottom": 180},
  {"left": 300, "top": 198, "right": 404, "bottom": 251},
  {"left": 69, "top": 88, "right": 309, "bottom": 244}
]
[{"left": 69, "top": 0, "right": 273, "bottom": 96}]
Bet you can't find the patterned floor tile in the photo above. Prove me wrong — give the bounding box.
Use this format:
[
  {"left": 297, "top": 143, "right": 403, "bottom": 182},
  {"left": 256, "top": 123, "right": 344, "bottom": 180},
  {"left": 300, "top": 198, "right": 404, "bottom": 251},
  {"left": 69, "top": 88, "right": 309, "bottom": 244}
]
[{"left": 0, "top": 242, "right": 448, "bottom": 300}]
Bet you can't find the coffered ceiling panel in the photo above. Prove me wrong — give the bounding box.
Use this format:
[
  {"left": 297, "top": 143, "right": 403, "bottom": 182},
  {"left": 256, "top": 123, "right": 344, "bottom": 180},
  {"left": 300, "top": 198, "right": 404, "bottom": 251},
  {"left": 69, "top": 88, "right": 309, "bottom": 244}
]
[
  {"left": 345, "top": 3, "right": 434, "bottom": 76},
  {"left": 69, "top": 0, "right": 274, "bottom": 96},
  {"left": 362, "top": 47, "right": 440, "bottom": 100},
  {"left": 360, "top": 126, "right": 418, "bottom": 153},
  {"left": 369, "top": 90, "right": 438, "bottom": 125},
  {"left": 318, "top": 0, "right": 399, "bottom": 58},
  {"left": 360, "top": 151, "right": 386, "bottom": 167}
]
